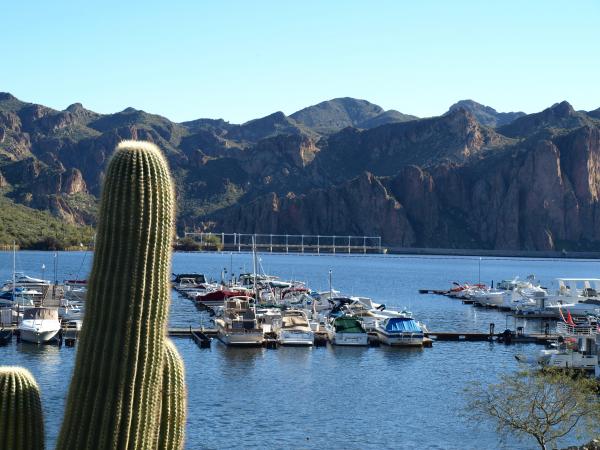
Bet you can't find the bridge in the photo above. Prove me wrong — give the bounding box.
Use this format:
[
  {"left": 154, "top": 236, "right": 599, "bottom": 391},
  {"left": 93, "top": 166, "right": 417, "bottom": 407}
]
[{"left": 182, "top": 232, "right": 384, "bottom": 254}]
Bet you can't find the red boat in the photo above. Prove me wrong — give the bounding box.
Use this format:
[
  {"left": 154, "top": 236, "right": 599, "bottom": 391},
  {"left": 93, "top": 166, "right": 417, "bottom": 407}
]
[{"left": 195, "top": 289, "right": 250, "bottom": 306}]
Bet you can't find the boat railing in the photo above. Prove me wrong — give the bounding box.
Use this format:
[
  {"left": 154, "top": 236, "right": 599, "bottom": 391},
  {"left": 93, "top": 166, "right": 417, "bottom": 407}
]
[{"left": 556, "top": 321, "right": 598, "bottom": 337}]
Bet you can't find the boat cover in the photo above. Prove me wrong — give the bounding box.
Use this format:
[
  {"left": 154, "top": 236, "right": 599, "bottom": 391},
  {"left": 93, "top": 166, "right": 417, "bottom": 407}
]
[
  {"left": 384, "top": 318, "right": 422, "bottom": 333},
  {"left": 23, "top": 308, "right": 58, "bottom": 320},
  {"left": 334, "top": 318, "right": 364, "bottom": 333},
  {"left": 282, "top": 316, "right": 308, "bottom": 327}
]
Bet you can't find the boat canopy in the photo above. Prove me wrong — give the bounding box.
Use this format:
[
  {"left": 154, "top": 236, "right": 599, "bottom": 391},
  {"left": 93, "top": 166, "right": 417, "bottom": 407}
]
[
  {"left": 384, "top": 317, "right": 422, "bottom": 333},
  {"left": 333, "top": 317, "right": 365, "bottom": 333},
  {"left": 23, "top": 308, "right": 58, "bottom": 320}
]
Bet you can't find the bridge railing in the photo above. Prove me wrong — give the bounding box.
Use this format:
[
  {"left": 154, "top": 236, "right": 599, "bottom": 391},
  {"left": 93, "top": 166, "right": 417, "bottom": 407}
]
[{"left": 182, "top": 232, "right": 383, "bottom": 254}]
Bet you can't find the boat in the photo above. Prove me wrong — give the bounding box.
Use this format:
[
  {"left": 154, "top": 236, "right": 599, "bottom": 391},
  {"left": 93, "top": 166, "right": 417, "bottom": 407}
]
[
  {"left": 18, "top": 307, "right": 61, "bottom": 344},
  {"left": 214, "top": 297, "right": 264, "bottom": 346},
  {"left": 195, "top": 288, "right": 250, "bottom": 307},
  {"left": 172, "top": 273, "right": 207, "bottom": 285},
  {"left": 374, "top": 317, "right": 424, "bottom": 347},
  {"left": 277, "top": 310, "right": 314, "bottom": 346},
  {"left": 519, "top": 315, "right": 599, "bottom": 370},
  {"left": 325, "top": 316, "right": 368, "bottom": 346}
]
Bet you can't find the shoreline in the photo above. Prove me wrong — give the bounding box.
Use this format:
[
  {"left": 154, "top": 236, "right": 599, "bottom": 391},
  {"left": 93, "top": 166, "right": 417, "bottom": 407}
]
[{"left": 3, "top": 246, "right": 600, "bottom": 260}]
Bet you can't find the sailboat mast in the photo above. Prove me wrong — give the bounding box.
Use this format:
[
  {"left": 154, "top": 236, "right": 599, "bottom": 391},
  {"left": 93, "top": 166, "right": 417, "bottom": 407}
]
[
  {"left": 12, "top": 241, "right": 16, "bottom": 301},
  {"left": 252, "top": 236, "right": 258, "bottom": 308}
]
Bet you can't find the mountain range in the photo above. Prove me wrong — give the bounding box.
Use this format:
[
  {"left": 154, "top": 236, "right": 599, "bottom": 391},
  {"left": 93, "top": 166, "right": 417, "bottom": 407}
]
[{"left": 1, "top": 92, "right": 600, "bottom": 251}]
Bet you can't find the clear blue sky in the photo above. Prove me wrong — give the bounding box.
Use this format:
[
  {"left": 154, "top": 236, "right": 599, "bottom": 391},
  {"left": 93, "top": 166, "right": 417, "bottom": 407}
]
[{"left": 2, "top": 0, "right": 599, "bottom": 123}]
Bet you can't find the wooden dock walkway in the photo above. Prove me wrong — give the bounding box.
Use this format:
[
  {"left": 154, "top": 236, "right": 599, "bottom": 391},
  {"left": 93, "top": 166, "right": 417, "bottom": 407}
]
[{"left": 1, "top": 326, "right": 556, "bottom": 347}]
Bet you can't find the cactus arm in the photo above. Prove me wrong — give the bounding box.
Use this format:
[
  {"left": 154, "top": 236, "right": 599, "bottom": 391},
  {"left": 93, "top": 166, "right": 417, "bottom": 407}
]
[{"left": 156, "top": 340, "right": 187, "bottom": 450}]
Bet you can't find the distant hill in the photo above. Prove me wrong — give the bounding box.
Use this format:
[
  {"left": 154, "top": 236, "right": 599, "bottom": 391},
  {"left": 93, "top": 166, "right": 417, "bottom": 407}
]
[
  {"left": 2, "top": 91, "right": 600, "bottom": 251},
  {"left": 497, "top": 101, "right": 598, "bottom": 137},
  {"left": 447, "top": 100, "right": 525, "bottom": 127},
  {"left": 290, "top": 97, "right": 416, "bottom": 133}
]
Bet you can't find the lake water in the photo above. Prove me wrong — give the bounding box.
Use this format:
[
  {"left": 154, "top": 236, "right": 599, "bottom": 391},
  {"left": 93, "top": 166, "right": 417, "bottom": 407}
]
[{"left": 1, "top": 251, "right": 599, "bottom": 449}]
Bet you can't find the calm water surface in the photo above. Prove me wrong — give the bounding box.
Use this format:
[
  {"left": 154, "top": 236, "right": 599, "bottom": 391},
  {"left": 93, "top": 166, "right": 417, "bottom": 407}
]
[{"left": 1, "top": 251, "right": 599, "bottom": 449}]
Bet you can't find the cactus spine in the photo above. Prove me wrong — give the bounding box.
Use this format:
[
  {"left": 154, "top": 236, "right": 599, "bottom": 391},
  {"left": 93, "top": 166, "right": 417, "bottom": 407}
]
[
  {"left": 156, "top": 339, "right": 186, "bottom": 450},
  {"left": 0, "top": 366, "right": 44, "bottom": 450},
  {"left": 57, "top": 140, "right": 176, "bottom": 450}
]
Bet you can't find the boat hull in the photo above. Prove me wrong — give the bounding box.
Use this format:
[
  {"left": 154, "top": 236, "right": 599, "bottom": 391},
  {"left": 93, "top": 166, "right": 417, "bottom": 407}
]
[
  {"left": 19, "top": 328, "right": 60, "bottom": 344},
  {"left": 278, "top": 330, "right": 314, "bottom": 346},
  {"left": 217, "top": 330, "right": 264, "bottom": 346},
  {"left": 376, "top": 331, "right": 424, "bottom": 347},
  {"left": 329, "top": 331, "right": 368, "bottom": 346}
]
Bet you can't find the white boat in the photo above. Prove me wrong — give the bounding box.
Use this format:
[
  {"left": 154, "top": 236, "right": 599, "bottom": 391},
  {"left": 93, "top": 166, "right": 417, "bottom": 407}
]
[
  {"left": 325, "top": 316, "right": 368, "bottom": 346},
  {"left": 374, "top": 317, "right": 424, "bottom": 347},
  {"left": 214, "top": 297, "right": 264, "bottom": 346},
  {"left": 18, "top": 307, "right": 60, "bottom": 344},
  {"left": 521, "top": 316, "right": 599, "bottom": 370},
  {"left": 276, "top": 310, "right": 314, "bottom": 346}
]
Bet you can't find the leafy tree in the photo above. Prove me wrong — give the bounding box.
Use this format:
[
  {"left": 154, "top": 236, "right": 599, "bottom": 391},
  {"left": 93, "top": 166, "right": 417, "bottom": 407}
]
[{"left": 466, "top": 369, "right": 600, "bottom": 450}]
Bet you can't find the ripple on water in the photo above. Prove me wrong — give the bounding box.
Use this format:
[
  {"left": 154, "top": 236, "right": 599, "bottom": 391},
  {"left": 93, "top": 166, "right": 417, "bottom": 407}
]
[{"left": 0, "top": 251, "right": 594, "bottom": 449}]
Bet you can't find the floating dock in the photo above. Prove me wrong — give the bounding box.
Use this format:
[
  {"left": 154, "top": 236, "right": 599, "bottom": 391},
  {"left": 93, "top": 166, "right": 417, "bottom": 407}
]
[{"left": 1, "top": 326, "right": 554, "bottom": 347}]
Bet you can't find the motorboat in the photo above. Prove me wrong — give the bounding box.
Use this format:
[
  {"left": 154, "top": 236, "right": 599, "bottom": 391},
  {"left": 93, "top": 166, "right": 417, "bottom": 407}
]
[
  {"left": 0, "top": 290, "right": 36, "bottom": 308},
  {"left": 328, "top": 297, "right": 428, "bottom": 333},
  {"left": 195, "top": 288, "right": 250, "bottom": 307},
  {"left": 276, "top": 310, "right": 314, "bottom": 346},
  {"left": 374, "top": 317, "right": 424, "bottom": 347},
  {"left": 214, "top": 297, "right": 264, "bottom": 346},
  {"left": 519, "top": 316, "right": 599, "bottom": 370},
  {"left": 18, "top": 307, "right": 61, "bottom": 344},
  {"left": 325, "top": 316, "right": 368, "bottom": 346},
  {"left": 172, "top": 273, "right": 207, "bottom": 285}
]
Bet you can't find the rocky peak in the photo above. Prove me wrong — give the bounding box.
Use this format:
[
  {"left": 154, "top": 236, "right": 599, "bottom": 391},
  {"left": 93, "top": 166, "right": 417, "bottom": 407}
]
[
  {"left": 0, "top": 92, "right": 17, "bottom": 101},
  {"left": 64, "top": 102, "right": 100, "bottom": 125},
  {"left": 447, "top": 100, "right": 526, "bottom": 127},
  {"left": 66, "top": 102, "right": 84, "bottom": 113},
  {"left": 548, "top": 100, "right": 575, "bottom": 118},
  {"left": 497, "top": 100, "right": 596, "bottom": 138},
  {"left": 588, "top": 107, "right": 600, "bottom": 120},
  {"left": 290, "top": 97, "right": 386, "bottom": 133}
]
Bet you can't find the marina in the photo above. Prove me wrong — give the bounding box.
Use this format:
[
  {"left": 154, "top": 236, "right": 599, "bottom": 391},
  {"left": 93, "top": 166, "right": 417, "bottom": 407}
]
[{"left": 1, "top": 250, "right": 600, "bottom": 449}]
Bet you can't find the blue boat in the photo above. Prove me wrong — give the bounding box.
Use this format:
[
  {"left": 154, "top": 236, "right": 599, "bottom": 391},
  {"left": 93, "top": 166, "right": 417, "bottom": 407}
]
[{"left": 375, "top": 317, "right": 424, "bottom": 347}]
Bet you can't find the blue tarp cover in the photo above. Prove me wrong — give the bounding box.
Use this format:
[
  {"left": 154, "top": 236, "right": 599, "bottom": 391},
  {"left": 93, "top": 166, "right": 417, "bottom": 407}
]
[{"left": 384, "top": 318, "right": 422, "bottom": 333}]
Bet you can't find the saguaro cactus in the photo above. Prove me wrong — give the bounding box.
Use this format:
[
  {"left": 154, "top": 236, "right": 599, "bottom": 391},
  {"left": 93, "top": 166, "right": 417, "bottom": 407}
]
[
  {"left": 57, "top": 140, "right": 176, "bottom": 449},
  {"left": 0, "top": 366, "right": 44, "bottom": 450},
  {"left": 156, "top": 339, "right": 186, "bottom": 450}
]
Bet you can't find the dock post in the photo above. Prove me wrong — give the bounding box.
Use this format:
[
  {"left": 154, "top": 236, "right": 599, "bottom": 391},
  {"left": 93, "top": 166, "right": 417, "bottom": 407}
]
[
  {"left": 317, "top": 235, "right": 320, "bottom": 254},
  {"left": 301, "top": 235, "right": 304, "bottom": 253},
  {"left": 333, "top": 235, "right": 336, "bottom": 254},
  {"left": 238, "top": 234, "right": 242, "bottom": 252},
  {"left": 270, "top": 234, "right": 273, "bottom": 253},
  {"left": 348, "top": 235, "right": 351, "bottom": 253},
  {"left": 286, "top": 234, "right": 289, "bottom": 253}
]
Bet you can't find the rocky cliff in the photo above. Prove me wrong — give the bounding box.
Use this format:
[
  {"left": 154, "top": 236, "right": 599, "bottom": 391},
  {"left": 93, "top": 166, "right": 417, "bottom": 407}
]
[{"left": 2, "top": 92, "right": 600, "bottom": 250}]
